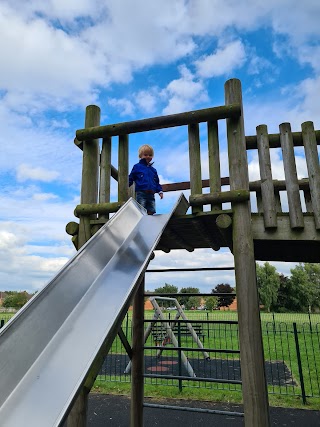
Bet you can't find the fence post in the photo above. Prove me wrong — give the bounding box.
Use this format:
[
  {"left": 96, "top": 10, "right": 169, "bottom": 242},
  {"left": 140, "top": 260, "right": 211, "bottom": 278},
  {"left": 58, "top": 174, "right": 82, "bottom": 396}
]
[
  {"left": 178, "top": 322, "right": 183, "bottom": 392},
  {"left": 293, "top": 322, "right": 307, "bottom": 405}
]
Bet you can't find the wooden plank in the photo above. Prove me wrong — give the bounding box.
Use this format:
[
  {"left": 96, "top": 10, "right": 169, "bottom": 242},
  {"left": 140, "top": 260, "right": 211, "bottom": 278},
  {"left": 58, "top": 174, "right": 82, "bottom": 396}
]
[
  {"left": 225, "top": 78, "right": 270, "bottom": 427},
  {"left": 76, "top": 104, "right": 241, "bottom": 140},
  {"left": 280, "top": 123, "right": 304, "bottom": 229},
  {"left": 188, "top": 123, "right": 203, "bottom": 214},
  {"left": 301, "top": 121, "right": 320, "bottom": 229},
  {"left": 256, "top": 125, "right": 277, "bottom": 228},
  {"left": 207, "top": 120, "right": 221, "bottom": 210},
  {"left": 118, "top": 134, "right": 129, "bottom": 203}
]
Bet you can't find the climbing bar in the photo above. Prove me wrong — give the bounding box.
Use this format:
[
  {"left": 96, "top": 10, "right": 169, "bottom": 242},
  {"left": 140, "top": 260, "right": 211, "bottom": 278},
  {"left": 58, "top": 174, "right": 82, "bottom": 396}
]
[{"left": 75, "top": 103, "right": 241, "bottom": 140}]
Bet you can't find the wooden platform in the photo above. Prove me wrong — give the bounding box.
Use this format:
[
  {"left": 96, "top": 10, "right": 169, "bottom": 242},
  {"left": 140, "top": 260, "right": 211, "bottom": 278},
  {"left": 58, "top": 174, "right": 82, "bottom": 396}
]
[{"left": 156, "top": 211, "right": 320, "bottom": 262}]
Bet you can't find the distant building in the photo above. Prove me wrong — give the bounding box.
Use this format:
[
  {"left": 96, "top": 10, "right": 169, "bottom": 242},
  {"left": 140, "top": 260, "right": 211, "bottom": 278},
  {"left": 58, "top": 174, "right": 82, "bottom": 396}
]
[{"left": 219, "top": 298, "right": 238, "bottom": 311}]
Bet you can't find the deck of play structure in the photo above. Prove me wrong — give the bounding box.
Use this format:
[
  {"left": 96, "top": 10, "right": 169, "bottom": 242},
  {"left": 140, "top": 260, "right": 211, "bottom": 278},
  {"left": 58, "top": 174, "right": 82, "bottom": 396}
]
[{"left": 1, "top": 78, "right": 319, "bottom": 427}]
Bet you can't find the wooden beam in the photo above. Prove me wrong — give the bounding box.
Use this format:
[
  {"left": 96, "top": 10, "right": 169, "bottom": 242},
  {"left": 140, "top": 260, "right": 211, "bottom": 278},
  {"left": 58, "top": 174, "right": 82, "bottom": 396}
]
[
  {"left": 74, "top": 201, "right": 124, "bottom": 217},
  {"left": 216, "top": 214, "right": 233, "bottom": 251},
  {"left": 75, "top": 104, "right": 241, "bottom": 140},
  {"left": 246, "top": 129, "right": 320, "bottom": 149},
  {"left": 189, "top": 189, "right": 249, "bottom": 206},
  {"left": 65, "top": 221, "right": 79, "bottom": 236}
]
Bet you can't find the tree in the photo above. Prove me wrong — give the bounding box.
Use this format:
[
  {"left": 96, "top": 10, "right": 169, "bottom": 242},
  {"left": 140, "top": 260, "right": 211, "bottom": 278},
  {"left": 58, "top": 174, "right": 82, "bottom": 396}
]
[
  {"left": 205, "top": 296, "right": 219, "bottom": 311},
  {"left": 2, "top": 292, "right": 29, "bottom": 309},
  {"left": 272, "top": 274, "right": 292, "bottom": 312},
  {"left": 289, "top": 263, "right": 320, "bottom": 313},
  {"left": 179, "top": 287, "right": 200, "bottom": 308},
  {"left": 154, "top": 283, "right": 178, "bottom": 308},
  {"left": 212, "top": 283, "right": 235, "bottom": 308},
  {"left": 303, "top": 263, "right": 320, "bottom": 311},
  {"left": 256, "top": 262, "right": 280, "bottom": 312}
]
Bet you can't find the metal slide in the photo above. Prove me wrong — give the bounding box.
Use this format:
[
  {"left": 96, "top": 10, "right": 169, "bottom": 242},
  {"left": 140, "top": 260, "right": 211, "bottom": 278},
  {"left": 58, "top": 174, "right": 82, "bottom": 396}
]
[{"left": 0, "top": 195, "right": 188, "bottom": 427}]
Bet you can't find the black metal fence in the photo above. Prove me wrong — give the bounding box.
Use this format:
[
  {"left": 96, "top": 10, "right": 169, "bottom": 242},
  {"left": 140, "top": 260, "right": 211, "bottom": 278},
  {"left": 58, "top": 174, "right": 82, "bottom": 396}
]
[{"left": 97, "top": 311, "right": 320, "bottom": 404}]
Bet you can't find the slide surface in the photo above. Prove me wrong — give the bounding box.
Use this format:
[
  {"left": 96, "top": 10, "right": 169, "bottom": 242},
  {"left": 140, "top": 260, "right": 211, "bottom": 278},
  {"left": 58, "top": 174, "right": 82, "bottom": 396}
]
[{"left": 0, "top": 196, "right": 185, "bottom": 426}]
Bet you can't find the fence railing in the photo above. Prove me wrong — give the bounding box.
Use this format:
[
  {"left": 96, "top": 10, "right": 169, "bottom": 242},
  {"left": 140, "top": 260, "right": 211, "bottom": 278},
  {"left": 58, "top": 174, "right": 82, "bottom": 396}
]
[{"left": 94, "top": 311, "right": 320, "bottom": 404}]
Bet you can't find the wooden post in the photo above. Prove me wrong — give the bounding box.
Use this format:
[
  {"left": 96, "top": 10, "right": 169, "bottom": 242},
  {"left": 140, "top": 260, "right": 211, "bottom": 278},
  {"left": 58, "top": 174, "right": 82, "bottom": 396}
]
[
  {"left": 256, "top": 125, "right": 277, "bottom": 228},
  {"left": 118, "top": 134, "right": 129, "bottom": 202},
  {"left": 78, "top": 105, "right": 101, "bottom": 248},
  {"left": 99, "top": 136, "right": 112, "bottom": 221},
  {"left": 207, "top": 120, "right": 222, "bottom": 211},
  {"left": 67, "top": 106, "right": 100, "bottom": 427},
  {"left": 225, "top": 78, "right": 270, "bottom": 427},
  {"left": 130, "top": 277, "right": 145, "bottom": 427},
  {"left": 301, "top": 121, "right": 320, "bottom": 229},
  {"left": 280, "top": 123, "right": 304, "bottom": 229},
  {"left": 188, "top": 123, "right": 202, "bottom": 214}
]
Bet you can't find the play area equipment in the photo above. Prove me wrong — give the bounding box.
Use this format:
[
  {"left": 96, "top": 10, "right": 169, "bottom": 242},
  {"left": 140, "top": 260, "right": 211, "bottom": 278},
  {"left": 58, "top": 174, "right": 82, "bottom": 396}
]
[
  {"left": 1, "top": 78, "right": 320, "bottom": 426},
  {"left": 124, "top": 296, "right": 209, "bottom": 377}
]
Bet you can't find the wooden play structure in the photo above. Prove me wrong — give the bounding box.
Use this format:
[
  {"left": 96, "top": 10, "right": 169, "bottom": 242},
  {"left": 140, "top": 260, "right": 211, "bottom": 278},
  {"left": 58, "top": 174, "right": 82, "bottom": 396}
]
[{"left": 66, "top": 78, "right": 320, "bottom": 426}]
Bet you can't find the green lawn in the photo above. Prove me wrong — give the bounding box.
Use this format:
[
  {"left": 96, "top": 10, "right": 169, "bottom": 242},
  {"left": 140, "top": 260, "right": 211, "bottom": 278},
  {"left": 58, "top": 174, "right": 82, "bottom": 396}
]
[{"left": 99, "top": 310, "right": 320, "bottom": 408}]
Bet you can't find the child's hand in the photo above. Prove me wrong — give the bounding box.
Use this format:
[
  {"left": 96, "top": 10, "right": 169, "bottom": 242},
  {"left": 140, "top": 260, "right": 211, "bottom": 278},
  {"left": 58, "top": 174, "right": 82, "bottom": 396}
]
[{"left": 159, "top": 193, "right": 164, "bottom": 199}]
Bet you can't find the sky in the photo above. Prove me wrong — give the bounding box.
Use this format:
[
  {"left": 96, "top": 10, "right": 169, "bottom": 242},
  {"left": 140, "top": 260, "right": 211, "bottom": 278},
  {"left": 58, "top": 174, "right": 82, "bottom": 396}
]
[{"left": 1, "top": 0, "right": 320, "bottom": 294}]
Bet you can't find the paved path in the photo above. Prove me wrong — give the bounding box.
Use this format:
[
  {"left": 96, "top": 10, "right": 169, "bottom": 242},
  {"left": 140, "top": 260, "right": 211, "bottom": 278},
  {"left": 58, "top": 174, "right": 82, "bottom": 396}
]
[{"left": 87, "top": 394, "right": 320, "bottom": 426}]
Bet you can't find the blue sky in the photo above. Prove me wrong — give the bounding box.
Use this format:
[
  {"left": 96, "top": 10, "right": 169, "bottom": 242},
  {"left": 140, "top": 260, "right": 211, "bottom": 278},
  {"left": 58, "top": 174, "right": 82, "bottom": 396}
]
[{"left": 1, "top": 0, "right": 320, "bottom": 293}]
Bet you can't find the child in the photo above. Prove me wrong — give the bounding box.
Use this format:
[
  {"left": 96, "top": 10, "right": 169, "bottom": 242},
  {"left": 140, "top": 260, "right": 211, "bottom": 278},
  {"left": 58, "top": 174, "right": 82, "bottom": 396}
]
[{"left": 129, "top": 144, "right": 163, "bottom": 215}]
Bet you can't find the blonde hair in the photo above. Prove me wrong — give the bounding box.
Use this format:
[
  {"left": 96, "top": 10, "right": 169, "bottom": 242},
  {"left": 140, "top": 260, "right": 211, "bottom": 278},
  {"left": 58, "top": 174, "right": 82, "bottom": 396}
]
[{"left": 138, "top": 144, "right": 154, "bottom": 158}]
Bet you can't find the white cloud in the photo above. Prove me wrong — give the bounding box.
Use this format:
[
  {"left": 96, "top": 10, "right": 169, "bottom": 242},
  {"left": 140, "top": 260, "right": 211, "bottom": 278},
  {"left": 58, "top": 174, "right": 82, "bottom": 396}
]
[
  {"left": 135, "top": 90, "right": 157, "bottom": 114},
  {"left": 32, "top": 193, "right": 58, "bottom": 201},
  {"left": 195, "top": 40, "right": 246, "bottom": 78},
  {"left": 108, "top": 98, "right": 134, "bottom": 116},
  {"left": 162, "top": 65, "right": 208, "bottom": 114},
  {"left": 16, "top": 164, "right": 59, "bottom": 182}
]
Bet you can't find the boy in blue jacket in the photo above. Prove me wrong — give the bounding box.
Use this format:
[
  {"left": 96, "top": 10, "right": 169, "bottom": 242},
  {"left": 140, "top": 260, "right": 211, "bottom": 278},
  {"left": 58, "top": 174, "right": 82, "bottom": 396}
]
[{"left": 129, "top": 144, "right": 163, "bottom": 215}]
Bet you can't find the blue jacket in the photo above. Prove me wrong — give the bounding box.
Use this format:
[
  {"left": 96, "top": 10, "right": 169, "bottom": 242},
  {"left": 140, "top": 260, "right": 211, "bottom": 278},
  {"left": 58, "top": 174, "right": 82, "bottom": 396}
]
[{"left": 129, "top": 159, "right": 163, "bottom": 194}]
